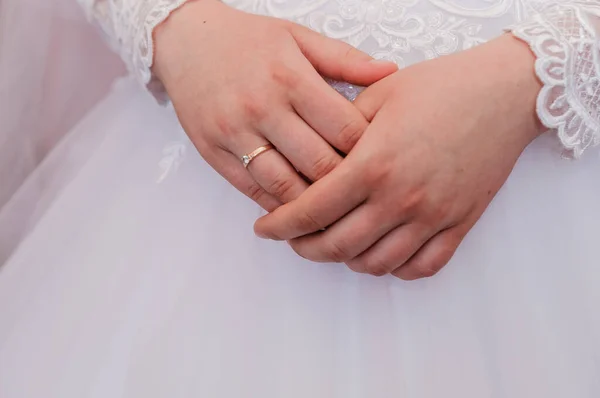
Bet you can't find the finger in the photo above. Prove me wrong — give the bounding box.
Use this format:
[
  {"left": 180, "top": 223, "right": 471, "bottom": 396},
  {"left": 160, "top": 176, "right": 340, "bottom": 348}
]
[
  {"left": 288, "top": 202, "right": 399, "bottom": 263},
  {"left": 287, "top": 26, "right": 396, "bottom": 153},
  {"left": 262, "top": 111, "right": 343, "bottom": 182},
  {"left": 345, "top": 223, "right": 434, "bottom": 277},
  {"left": 288, "top": 64, "right": 370, "bottom": 153},
  {"left": 290, "top": 24, "right": 398, "bottom": 86},
  {"left": 392, "top": 226, "right": 466, "bottom": 281},
  {"left": 202, "top": 146, "right": 282, "bottom": 212},
  {"left": 247, "top": 150, "right": 310, "bottom": 203},
  {"left": 353, "top": 79, "right": 393, "bottom": 122},
  {"left": 229, "top": 134, "right": 309, "bottom": 203},
  {"left": 254, "top": 159, "right": 368, "bottom": 240}
]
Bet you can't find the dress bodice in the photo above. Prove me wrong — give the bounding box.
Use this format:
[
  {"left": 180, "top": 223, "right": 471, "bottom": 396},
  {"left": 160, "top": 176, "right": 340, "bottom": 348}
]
[
  {"left": 224, "top": 0, "right": 520, "bottom": 68},
  {"left": 77, "top": 0, "right": 600, "bottom": 157}
]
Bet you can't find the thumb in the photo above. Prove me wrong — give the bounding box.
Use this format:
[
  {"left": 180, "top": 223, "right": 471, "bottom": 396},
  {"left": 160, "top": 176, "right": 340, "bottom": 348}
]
[
  {"left": 290, "top": 24, "right": 397, "bottom": 86},
  {"left": 353, "top": 81, "right": 390, "bottom": 121}
]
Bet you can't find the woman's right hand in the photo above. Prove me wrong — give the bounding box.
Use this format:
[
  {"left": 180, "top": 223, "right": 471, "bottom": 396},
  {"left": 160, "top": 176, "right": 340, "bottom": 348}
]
[
  {"left": 255, "top": 35, "right": 544, "bottom": 279},
  {"left": 153, "top": 0, "right": 397, "bottom": 211}
]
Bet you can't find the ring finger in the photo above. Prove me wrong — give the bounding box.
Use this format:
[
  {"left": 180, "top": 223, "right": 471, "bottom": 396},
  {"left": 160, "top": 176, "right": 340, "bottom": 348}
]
[
  {"left": 230, "top": 132, "right": 309, "bottom": 204},
  {"left": 199, "top": 145, "right": 281, "bottom": 212}
]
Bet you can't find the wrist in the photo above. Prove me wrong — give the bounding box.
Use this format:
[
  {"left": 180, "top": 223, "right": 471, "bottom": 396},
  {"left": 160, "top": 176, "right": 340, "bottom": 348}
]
[
  {"left": 153, "top": 0, "right": 225, "bottom": 86},
  {"left": 475, "top": 34, "right": 545, "bottom": 147}
]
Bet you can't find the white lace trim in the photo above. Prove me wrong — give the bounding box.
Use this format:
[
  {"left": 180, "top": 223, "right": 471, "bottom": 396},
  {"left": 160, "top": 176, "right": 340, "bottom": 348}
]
[
  {"left": 511, "top": 3, "right": 600, "bottom": 158},
  {"left": 79, "top": 0, "right": 600, "bottom": 159},
  {"left": 78, "top": 0, "right": 191, "bottom": 102},
  {"left": 137, "top": 0, "right": 191, "bottom": 102}
]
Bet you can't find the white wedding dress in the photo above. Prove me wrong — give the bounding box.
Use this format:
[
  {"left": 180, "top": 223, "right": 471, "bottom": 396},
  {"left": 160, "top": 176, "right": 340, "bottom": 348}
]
[{"left": 1, "top": 1, "right": 600, "bottom": 397}]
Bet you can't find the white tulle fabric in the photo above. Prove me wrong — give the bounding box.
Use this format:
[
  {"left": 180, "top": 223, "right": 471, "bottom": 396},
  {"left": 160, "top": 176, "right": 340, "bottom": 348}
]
[
  {"left": 0, "top": 0, "right": 124, "bottom": 211},
  {"left": 3, "top": 1, "right": 600, "bottom": 397},
  {"left": 2, "top": 79, "right": 600, "bottom": 397}
]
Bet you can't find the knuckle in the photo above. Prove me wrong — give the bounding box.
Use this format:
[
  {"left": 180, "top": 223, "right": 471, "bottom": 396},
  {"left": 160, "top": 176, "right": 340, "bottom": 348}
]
[
  {"left": 270, "top": 64, "right": 299, "bottom": 90},
  {"left": 363, "top": 257, "right": 390, "bottom": 277},
  {"left": 421, "top": 201, "right": 453, "bottom": 227},
  {"left": 309, "top": 154, "right": 340, "bottom": 181},
  {"left": 289, "top": 241, "right": 310, "bottom": 260},
  {"left": 337, "top": 118, "right": 366, "bottom": 150},
  {"left": 343, "top": 46, "right": 355, "bottom": 60},
  {"left": 294, "top": 211, "right": 323, "bottom": 233},
  {"left": 360, "top": 158, "right": 393, "bottom": 189},
  {"left": 415, "top": 243, "right": 456, "bottom": 279},
  {"left": 434, "top": 240, "right": 459, "bottom": 266},
  {"left": 414, "top": 264, "right": 440, "bottom": 279},
  {"left": 343, "top": 46, "right": 361, "bottom": 61},
  {"left": 432, "top": 204, "right": 451, "bottom": 224},
  {"left": 214, "top": 112, "right": 240, "bottom": 140},
  {"left": 267, "top": 174, "right": 295, "bottom": 200},
  {"left": 325, "top": 241, "right": 352, "bottom": 263},
  {"left": 344, "top": 258, "right": 363, "bottom": 274},
  {"left": 398, "top": 188, "right": 427, "bottom": 216},
  {"left": 241, "top": 95, "right": 269, "bottom": 123},
  {"left": 246, "top": 182, "right": 267, "bottom": 203}
]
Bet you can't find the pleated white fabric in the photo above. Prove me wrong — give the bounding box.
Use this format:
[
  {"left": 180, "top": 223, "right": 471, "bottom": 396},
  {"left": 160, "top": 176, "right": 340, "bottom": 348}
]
[
  {"left": 0, "top": 0, "right": 124, "bottom": 210},
  {"left": 1, "top": 78, "right": 600, "bottom": 397}
]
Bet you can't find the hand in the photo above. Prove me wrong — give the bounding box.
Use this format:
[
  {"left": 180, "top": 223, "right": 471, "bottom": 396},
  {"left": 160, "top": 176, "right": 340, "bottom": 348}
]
[
  {"left": 254, "top": 35, "right": 544, "bottom": 280},
  {"left": 153, "top": 0, "right": 397, "bottom": 211}
]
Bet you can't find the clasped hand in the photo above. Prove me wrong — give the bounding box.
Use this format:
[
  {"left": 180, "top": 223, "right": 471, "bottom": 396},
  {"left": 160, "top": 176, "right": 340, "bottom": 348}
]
[
  {"left": 154, "top": 0, "right": 396, "bottom": 211},
  {"left": 156, "top": 1, "right": 543, "bottom": 280},
  {"left": 255, "top": 35, "right": 544, "bottom": 280}
]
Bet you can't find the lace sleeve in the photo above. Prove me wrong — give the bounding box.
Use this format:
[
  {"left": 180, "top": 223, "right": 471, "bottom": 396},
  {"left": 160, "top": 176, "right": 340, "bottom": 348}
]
[
  {"left": 76, "top": 0, "right": 190, "bottom": 102},
  {"left": 510, "top": 1, "right": 600, "bottom": 158}
]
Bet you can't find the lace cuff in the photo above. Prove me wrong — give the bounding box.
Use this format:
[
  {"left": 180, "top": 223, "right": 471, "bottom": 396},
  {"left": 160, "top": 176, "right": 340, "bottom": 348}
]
[
  {"left": 77, "top": 0, "right": 191, "bottom": 103},
  {"left": 510, "top": 2, "right": 600, "bottom": 158}
]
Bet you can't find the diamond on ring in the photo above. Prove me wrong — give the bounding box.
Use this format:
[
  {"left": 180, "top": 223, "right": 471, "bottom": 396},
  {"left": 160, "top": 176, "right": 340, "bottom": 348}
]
[
  {"left": 240, "top": 144, "right": 275, "bottom": 168},
  {"left": 242, "top": 155, "right": 251, "bottom": 167}
]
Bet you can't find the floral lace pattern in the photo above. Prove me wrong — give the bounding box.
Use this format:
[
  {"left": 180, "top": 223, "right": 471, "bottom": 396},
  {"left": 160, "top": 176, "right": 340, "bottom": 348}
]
[
  {"left": 511, "top": 2, "right": 600, "bottom": 158},
  {"left": 226, "top": 0, "right": 501, "bottom": 66},
  {"left": 79, "top": 0, "right": 600, "bottom": 157}
]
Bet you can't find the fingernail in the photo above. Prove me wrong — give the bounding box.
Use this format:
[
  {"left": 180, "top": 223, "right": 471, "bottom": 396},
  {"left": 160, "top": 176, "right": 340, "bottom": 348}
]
[
  {"left": 256, "top": 231, "right": 269, "bottom": 239},
  {"left": 257, "top": 232, "right": 284, "bottom": 241},
  {"left": 369, "top": 59, "right": 395, "bottom": 65},
  {"left": 254, "top": 226, "right": 273, "bottom": 240}
]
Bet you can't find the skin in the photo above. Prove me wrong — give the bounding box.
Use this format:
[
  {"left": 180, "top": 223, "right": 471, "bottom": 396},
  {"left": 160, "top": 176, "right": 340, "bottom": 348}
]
[
  {"left": 254, "top": 34, "right": 546, "bottom": 280},
  {"left": 153, "top": 0, "right": 397, "bottom": 211}
]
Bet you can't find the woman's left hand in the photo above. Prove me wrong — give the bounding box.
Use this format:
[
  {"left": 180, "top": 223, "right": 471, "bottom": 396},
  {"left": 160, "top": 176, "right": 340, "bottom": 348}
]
[{"left": 255, "top": 35, "right": 545, "bottom": 280}]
